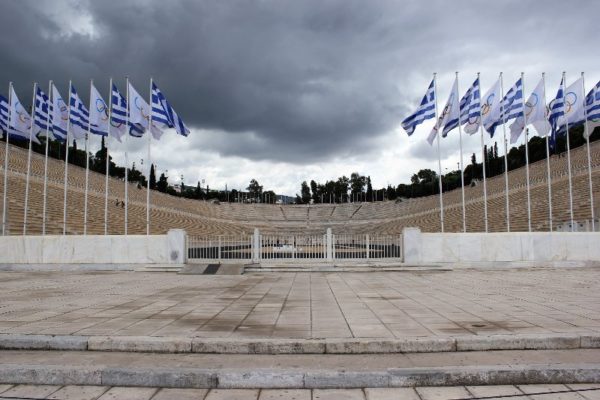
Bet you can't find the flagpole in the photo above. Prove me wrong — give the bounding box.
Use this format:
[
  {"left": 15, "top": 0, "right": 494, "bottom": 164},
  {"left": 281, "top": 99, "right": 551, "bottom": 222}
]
[
  {"left": 2, "top": 82, "right": 13, "bottom": 236},
  {"left": 477, "top": 73, "right": 489, "bottom": 232},
  {"left": 83, "top": 80, "right": 92, "bottom": 235},
  {"left": 581, "top": 72, "right": 595, "bottom": 231},
  {"left": 500, "top": 72, "right": 511, "bottom": 232},
  {"left": 542, "top": 73, "right": 553, "bottom": 231},
  {"left": 433, "top": 73, "right": 444, "bottom": 232},
  {"left": 105, "top": 78, "right": 112, "bottom": 235},
  {"left": 456, "top": 72, "right": 466, "bottom": 232},
  {"left": 124, "top": 77, "right": 129, "bottom": 236},
  {"left": 146, "top": 77, "right": 153, "bottom": 235},
  {"left": 521, "top": 73, "right": 532, "bottom": 232},
  {"left": 62, "top": 81, "right": 72, "bottom": 235},
  {"left": 23, "top": 82, "right": 37, "bottom": 235},
  {"left": 562, "top": 72, "right": 574, "bottom": 231},
  {"left": 42, "top": 81, "right": 52, "bottom": 235}
]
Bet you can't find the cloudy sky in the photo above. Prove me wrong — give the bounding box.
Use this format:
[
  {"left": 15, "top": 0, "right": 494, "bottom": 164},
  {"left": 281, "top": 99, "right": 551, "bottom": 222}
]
[{"left": 0, "top": 0, "right": 598, "bottom": 195}]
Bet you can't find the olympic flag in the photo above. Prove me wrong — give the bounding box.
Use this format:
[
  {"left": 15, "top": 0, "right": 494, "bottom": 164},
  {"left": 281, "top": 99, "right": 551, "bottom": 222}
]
[
  {"left": 428, "top": 77, "right": 459, "bottom": 144},
  {"left": 89, "top": 84, "right": 109, "bottom": 136},
  {"left": 482, "top": 78, "right": 502, "bottom": 137},
  {"left": 9, "top": 86, "right": 40, "bottom": 144},
  {"left": 557, "top": 77, "right": 585, "bottom": 134},
  {"left": 51, "top": 84, "right": 68, "bottom": 142}
]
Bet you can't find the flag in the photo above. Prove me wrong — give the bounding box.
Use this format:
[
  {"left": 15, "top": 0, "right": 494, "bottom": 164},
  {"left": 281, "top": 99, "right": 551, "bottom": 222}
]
[
  {"left": 152, "top": 82, "right": 190, "bottom": 137},
  {"left": 34, "top": 86, "right": 52, "bottom": 136},
  {"left": 556, "top": 77, "right": 585, "bottom": 135},
  {"left": 585, "top": 80, "right": 600, "bottom": 136},
  {"left": 428, "top": 77, "right": 459, "bottom": 144},
  {"left": 0, "top": 95, "right": 8, "bottom": 134},
  {"left": 443, "top": 77, "right": 481, "bottom": 136},
  {"left": 9, "top": 86, "right": 40, "bottom": 144},
  {"left": 51, "top": 84, "right": 68, "bottom": 142},
  {"left": 510, "top": 77, "right": 551, "bottom": 140},
  {"left": 111, "top": 84, "right": 140, "bottom": 142},
  {"left": 69, "top": 85, "right": 90, "bottom": 140},
  {"left": 482, "top": 78, "right": 503, "bottom": 137},
  {"left": 489, "top": 78, "right": 523, "bottom": 141},
  {"left": 548, "top": 78, "right": 565, "bottom": 150},
  {"left": 89, "top": 84, "right": 109, "bottom": 137},
  {"left": 401, "top": 79, "right": 435, "bottom": 136}
]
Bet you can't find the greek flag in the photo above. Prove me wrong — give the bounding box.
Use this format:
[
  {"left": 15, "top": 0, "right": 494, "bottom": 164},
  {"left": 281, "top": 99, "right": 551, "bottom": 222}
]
[
  {"left": 586, "top": 80, "right": 600, "bottom": 136},
  {"left": 488, "top": 78, "right": 523, "bottom": 135},
  {"left": 51, "top": 84, "right": 68, "bottom": 142},
  {"left": 9, "top": 85, "right": 40, "bottom": 144},
  {"left": 88, "top": 84, "right": 109, "bottom": 137},
  {"left": 111, "top": 84, "right": 144, "bottom": 141},
  {"left": 401, "top": 79, "right": 435, "bottom": 136},
  {"left": 548, "top": 77, "right": 565, "bottom": 150},
  {"left": 0, "top": 95, "right": 8, "bottom": 134},
  {"left": 34, "top": 86, "right": 52, "bottom": 136},
  {"left": 69, "top": 85, "right": 90, "bottom": 140},
  {"left": 442, "top": 77, "right": 481, "bottom": 136},
  {"left": 152, "top": 82, "right": 190, "bottom": 137}
]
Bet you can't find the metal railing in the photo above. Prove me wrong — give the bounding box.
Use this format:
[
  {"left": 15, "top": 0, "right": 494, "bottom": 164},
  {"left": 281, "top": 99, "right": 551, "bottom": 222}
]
[{"left": 186, "top": 229, "right": 403, "bottom": 263}]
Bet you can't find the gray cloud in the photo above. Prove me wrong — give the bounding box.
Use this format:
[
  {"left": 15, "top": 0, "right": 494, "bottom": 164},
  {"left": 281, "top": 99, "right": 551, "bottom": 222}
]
[{"left": 0, "top": 0, "right": 598, "bottom": 192}]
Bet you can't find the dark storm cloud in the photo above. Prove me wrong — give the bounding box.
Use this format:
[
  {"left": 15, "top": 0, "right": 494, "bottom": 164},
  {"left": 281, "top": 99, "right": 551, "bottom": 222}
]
[{"left": 0, "top": 0, "right": 598, "bottom": 164}]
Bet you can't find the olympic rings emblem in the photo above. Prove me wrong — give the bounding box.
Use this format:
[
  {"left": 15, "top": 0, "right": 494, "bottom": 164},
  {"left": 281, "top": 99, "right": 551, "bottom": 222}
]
[
  {"left": 525, "top": 93, "right": 538, "bottom": 117},
  {"left": 57, "top": 99, "right": 68, "bottom": 121},
  {"left": 564, "top": 91, "right": 577, "bottom": 114},
  {"left": 481, "top": 93, "right": 495, "bottom": 116},
  {"left": 134, "top": 96, "right": 149, "bottom": 120},
  {"left": 15, "top": 102, "right": 30, "bottom": 124},
  {"left": 96, "top": 99, "right": 109, "bottom": 121},
  {"left": 441, "top": 93, "right": 454, "bottom": 119}
]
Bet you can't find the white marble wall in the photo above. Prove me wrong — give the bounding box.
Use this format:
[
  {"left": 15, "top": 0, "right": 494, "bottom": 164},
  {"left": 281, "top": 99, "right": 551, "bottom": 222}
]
[
  {"left": 413, "top": 230, "right": 600, "bottom": 264},
  {"left": 0, "top": 234, "right": 172, "bottom": 264}
]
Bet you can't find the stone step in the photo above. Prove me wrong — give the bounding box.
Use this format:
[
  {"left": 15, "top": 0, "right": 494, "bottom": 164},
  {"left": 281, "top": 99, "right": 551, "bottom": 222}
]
[{"left": 0, "top": 349, "right": 598, "bottom": 389}]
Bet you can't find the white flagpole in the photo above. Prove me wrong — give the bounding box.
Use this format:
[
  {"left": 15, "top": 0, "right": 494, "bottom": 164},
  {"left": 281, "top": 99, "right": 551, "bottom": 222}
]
[
  {"left": 146, "top": 78, "right": 153, "bottom": 235},
  {"left": 581, "top": 72, "right": 595, "bottom": 231},
  {"left": 124, "top": 77, "right": 129, "bottom": 236},
  {"left": 456, "top": 72, "right": 466, "bottom": 232},
  {"left": 62, "top": 81, "right": 72, "bottom": 235},
  {"left": 23, "top": 82, "right": 37, "bottom": 235},
  {"left": 499, "top": 72, "right": 511, "bottom": 231},
  {"left": 434, "top": 73, "right": 444, "bottom": 232},
  {"left": 42, "top": 80, "right": 52, "bottom": 235},
  {"left": 83, "top": 79, "right": 92, "bottom": 235},
  {"left": 477, "top": 73, "right": 489, "bottom": 232},
  {"left": 542, "top": 73, "right": 553, "bottom": 231},
  {"left": 2, "top": 82, "right": 13, "bottom": 236},
  {"left": 562, "top": 72, "right": 574, "bottom": 231},
  {"left": 105, "top": 78, "right": 112, "bottom": 235},
  {"left": 521, "top": 73, "right": 532, "bottom": 232}
]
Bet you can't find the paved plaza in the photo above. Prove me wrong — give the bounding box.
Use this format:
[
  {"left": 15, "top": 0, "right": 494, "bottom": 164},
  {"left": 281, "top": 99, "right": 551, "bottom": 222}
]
[
  {"left": 1, "top": 384, "right": 600, "bottom": 399},
  {"left": 0, "top": 268, "right": 599, "bottom": 339}
]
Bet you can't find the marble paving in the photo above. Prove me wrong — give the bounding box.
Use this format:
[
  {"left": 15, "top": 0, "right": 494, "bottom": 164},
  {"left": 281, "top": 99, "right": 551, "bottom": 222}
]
[
  {"left": 0, "top": 268, "right": 599, "bottom": 339},
  {"left": 1, "top": 384, "right": 600, "bottom": 399}
]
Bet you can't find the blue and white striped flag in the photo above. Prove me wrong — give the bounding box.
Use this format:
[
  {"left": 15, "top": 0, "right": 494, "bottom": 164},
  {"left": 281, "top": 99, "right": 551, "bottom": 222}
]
[
  {"left": 548, "top": 78, "right": 565, "bottom": 150},
  {"left": 34, "top": 86, "right": 52, "bottom": 136},
  {"left": 111, "top": 84, "right": 144, "bottom": 141},
  {"left": 442, "top": 77, "right": 481, "bottom": 136},
  {"left": 585, "top": 80, "right": 600, "bottom": 136},
  {"left": 488, "top": 78, "right": 523, "bottom": 136},
  {"left": 51, "top": 84, "right": 68, "bottom": 142},
  {"left": 401, "top": 79, "right": 435, "bottom": 136},
  {"left": 69, "top": 85, "right": 90, "bottom": 140},
  {"left": 152, "top": 82, "right": 190, "bottom": 137},
  {"left": 0, "top": 95, "right": 8, "bottom": 134}
]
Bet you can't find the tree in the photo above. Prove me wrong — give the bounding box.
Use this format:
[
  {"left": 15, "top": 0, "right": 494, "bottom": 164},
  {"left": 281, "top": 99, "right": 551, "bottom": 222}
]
[
  {"left": 157, "top": 173, "right": 168, "bottom": 193},
  {"left": 246, "top": 179, "right": 263, "bottom": 200},
  {"left": 300, "top": 181, "right": 311, "bottom": 204},
  {"left": 366, "top": 176, "right": 373, "bottom": 202},
  {"left": 310, "top": 180, "right": 319, "bottom": 203},
  {"left": 195, "top": 182, "right": 202, "bottom": 199},
  {"left": 149, "top": 164, "right": 156, "bottom": 190},
  {"left": 349, "top": 172, "right": 366, "bottom": 198}
]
